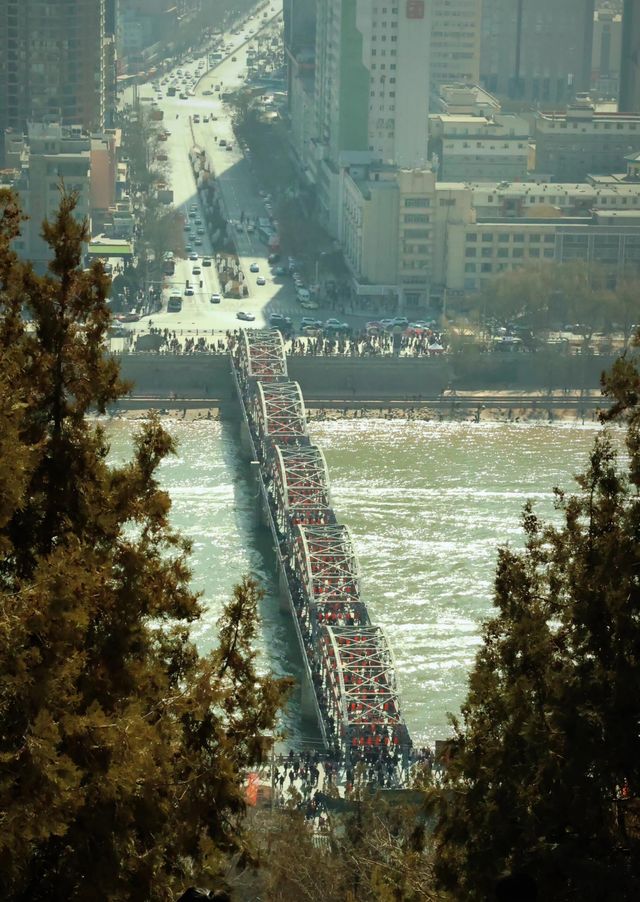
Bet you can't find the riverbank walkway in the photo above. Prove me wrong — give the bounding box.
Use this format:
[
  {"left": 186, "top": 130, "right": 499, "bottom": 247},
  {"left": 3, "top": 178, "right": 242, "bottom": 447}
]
[{"left": 230, "top": 329, "right": 413, "bottom": 784}]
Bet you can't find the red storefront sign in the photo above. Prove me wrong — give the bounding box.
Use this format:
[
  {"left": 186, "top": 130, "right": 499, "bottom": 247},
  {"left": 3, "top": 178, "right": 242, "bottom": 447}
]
[{"left": 406, "top": 0, "right": 425, "bottom": 17}]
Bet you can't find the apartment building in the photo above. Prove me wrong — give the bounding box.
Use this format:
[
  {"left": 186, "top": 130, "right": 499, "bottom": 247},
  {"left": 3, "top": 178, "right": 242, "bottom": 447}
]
[
  {"left": 7, "top": 123, "right": 92, "bottom": 270},
  {"left": 429, "top": 0, "right": 481, "bottom": 92},
  {"left": 480, "top": 0, "right": 595, "bottom": 105},
  {"left": 0, "top": 0, "right": 107, "bottom": 164},
  {"left": 534, "top": 103, "right": 640, "bottom": 180}
]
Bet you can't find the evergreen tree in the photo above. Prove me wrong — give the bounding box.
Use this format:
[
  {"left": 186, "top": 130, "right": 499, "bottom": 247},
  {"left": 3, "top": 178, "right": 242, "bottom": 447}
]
[
  {"left": 433, "top": 346, "right": 640, "bottom": 900},
  {"left": 0, "top": 189, "right": 289, "bottom": 900}
]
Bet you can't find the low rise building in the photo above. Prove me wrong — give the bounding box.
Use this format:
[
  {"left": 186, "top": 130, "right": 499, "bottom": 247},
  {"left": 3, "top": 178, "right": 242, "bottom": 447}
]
[
  {"left": 429, "top": 113, "right": 531, "bottom": 182},
  {"left": 430, "top": 176, "right": 640, "bottom": 295},
  {"left": 534, "top": 102, "right": 640, "bottom": 181}
]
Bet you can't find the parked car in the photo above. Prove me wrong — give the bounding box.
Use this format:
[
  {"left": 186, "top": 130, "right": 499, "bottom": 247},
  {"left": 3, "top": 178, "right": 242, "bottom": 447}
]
[
  {"left": 237, "top": 311, "right": 255, "bottom": 321},
  {"left": 256, "top": 276, "right": 266, "bottom": 286},
  {"left": 273, "top": 265, "right": 286, "bottom": 277},
  {"left": 202, "top": 256, "right": 212, "bottom": 266},
  {"left": 324, "top": 318, "right": 350, "bottom": 333},
  {"left": 249, "top": 263, "right": 260, "bottom": 272},
  {"left": 189, "top": 251, "right": 199, "bottom": 260},
  {"left": 268, "top": 253, "right": 280, "bottom": 264},
  {"left": 210, "top": 293, "right": 221, "bottom": 304},
  {"left": 301, "top": 317, "right": 322, "bottom": 329}
]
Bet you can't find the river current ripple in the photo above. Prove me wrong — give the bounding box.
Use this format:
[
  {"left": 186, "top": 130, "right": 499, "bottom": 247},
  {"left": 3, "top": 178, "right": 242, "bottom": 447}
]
[{"left": 107, "top": 418, "right": 611, "bottom": 745}]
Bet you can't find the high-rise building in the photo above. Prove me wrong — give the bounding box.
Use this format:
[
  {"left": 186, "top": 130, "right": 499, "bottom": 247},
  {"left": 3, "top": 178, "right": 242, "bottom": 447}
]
[
  {"left": 313, "top": 0, "right": 431, "bottom": 168},
  {"left": 480, "top": 0, "right": 595, "bottom": 105},
  {"left": 620, "top": 0, "right": 640, "bottom": 111},
  {"left": 0, "top": 0, "right": 106, "bottom": 163},
  {"left": 429, "top": 0, "right": 481, "bottom": 93}
]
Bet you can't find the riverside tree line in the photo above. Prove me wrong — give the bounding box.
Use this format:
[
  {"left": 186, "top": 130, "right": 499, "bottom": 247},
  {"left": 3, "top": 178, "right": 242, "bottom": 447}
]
[{"left": 1, "top": 189, "right": 639, "bottom": 900}]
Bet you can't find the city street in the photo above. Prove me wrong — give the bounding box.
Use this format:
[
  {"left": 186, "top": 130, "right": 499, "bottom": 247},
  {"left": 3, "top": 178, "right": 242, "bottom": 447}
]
[{"left": 120, "top": 1, "right": 296, "bottom": 335}]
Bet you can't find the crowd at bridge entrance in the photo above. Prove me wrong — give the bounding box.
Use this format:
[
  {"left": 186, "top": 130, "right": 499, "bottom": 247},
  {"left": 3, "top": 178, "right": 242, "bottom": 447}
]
[{"left": 231, "top": 330, "right": 412, "bottom": 781}]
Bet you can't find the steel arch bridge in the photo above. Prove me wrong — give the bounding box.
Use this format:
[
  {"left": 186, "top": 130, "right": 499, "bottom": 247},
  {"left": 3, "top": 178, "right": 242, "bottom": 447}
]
[{"left": 231, "top": 329, "right": 412, "bottom": 766}]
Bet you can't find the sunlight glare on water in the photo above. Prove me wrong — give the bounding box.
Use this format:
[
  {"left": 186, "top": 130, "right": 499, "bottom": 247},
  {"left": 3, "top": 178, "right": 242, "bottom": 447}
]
[{"left": 106, "top": 416, "right": 612, "bottom": 745}]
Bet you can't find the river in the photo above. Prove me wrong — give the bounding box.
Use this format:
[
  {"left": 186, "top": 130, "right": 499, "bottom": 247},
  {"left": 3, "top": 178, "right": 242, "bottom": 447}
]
[{"left": 107, "top": 416, "right": 614, "bottom": 746}]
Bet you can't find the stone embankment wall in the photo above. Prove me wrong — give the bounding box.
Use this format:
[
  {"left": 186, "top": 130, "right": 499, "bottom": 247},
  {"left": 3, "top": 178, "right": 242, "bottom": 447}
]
[{"left": 116, "top": 351, "right": 616, "bottom": 405}]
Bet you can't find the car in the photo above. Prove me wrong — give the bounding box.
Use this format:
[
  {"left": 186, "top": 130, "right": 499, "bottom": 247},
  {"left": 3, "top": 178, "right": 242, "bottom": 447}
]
[
  {"left": 203, "top": 89, "right": 213, "bottom": 96},
  {"left": 324, "top": 318, "right": 350, "bottom": 333},
  {"left": 237, "top": 311, "right": 255, "bottom": 321},
  {"left": 226, "top": 144, "right": 233, "bottom": 151},
  {"left": 192, "top": 266, "right": 201, "bottom": 275},
  {"left": 194, "top": 237, "right": 203, "bottom": 246},
  {"left": 202, "top": 256, "right": 212, "bottom": 266},
  {"left": 273, "top": 265, "right": 286, "bottom": 276},
  {"left": 197, "top": 227, "right": 205, "bottom": 235},
  {"left": 235, "top": 221, "right": 244, "bottom": 231},
  {"left": 189, "top": 251, "right": 199, "bottom": 260},
  {"left": 392, "top": 316, "right": 409, "bottom": 329},
  {"left": 188, "top": 210, "right": 197, "bottom": 218},
  {"left": 301, "top": 317, "right": 322, "bottom": 328},
  {"left": 210, "top": 293, "right": 221, "bottom": 304},
  {"left": 195, "top": 217, "right": 202, "bottom": 225},
  {"left": 256, "top": 276, "right": 266, "bottom": 286},
  {"left": 249, "top": 263, "right": 259, "bottom": 272},
  {"left": 183, "top": 222, "right": 192, "bottom": 232},
  {"left": 270, "top": 313, "right": 286, "bottom": 325},
  {"left": 268, "top": 252, "right": 280, "bottom": 264},
  {"left": 185, "top": 244, "right": 193, "bottom": 253},
  {"left": 184, "top": 287, "right": 195, "bottom": 296},
  {"left": 179, "top": 93, "right": 188, "bottom": 99},
  {"left": 246, "top": 224, "right": 255, "bottom": 233},
  {"left": 193, "top": 114, "right": 200, "bottom": 123},
  {"left": 380, "top": 318, "right": 395, "bottom": 329},
  {"left": 300, "top": 300, "right": 320, "bottom": 310},
  {"left": 232, "top": 56, "right": 237, "bottom": 61},
  {"left": 366, "top": 321, "right": 383, "bottom": 332},
  {"left": 219, "top": 138, "right": 227, "bottom": 146},
  {"left": 203, "top": 115, "right": 209, "bottom": 123}
]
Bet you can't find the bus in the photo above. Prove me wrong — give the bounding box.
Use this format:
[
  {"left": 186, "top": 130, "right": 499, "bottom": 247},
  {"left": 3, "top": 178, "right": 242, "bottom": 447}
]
[{"left": 163, "top": 253, "right": 175, "bottom": 276}]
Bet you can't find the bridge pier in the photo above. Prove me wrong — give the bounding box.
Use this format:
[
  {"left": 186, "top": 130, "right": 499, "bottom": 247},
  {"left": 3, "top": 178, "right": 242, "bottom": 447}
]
[{"left": 239, "top": 419, "right": 254, "bottom": 460}]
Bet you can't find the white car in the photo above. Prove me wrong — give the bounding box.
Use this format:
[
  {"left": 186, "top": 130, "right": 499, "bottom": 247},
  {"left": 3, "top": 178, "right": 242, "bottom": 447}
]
[
  {"left": 189, "top": 251, "right": 199, "bottom": 260},
  {"left": 237, "top": 311, "right": 255, "bottom": 321},
  {"left": 210, "top": 293, "right": 221, "bottom": 304},
  {"left": 256, "top": 276, "right": 266, "bottom": 286}
]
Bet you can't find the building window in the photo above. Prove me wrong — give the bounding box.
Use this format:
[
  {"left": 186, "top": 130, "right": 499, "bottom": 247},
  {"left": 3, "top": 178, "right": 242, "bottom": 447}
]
[
  {"left": 544, "top": 248, "right": 554, "bottom": 257},
  {"left": 404, "top": 214, "right": 429, "bottom": 223},
  {"left": 497, "top": 248, "right": 508, "bottom": 258},
  {"left": 481, "top": 263, "right": 492, "bottom": 272},
  {"left": 513, "top": 234, "right": 524, "bottom": 242},
  {"left": 465, "top": 247, "right": 477, "bottom": 257},
  {"left": 481, "top": 247, "right": 492, "bottom": 258},
  {"left": 498, "top": 233, "right": 509, "bottom": 242},
  {"left": 466, "top": 233, "right": 477, "bottom": 242},
  {"left": 404, "top": 197, "right": 430, "bottom": 207},
  {"left": 513, "top": 248, "right": 524, "bottom": 258},
  {"left": 465, "top": 263, "right": 476, "bottom": 272},
  {"left": 482, "top": 233, "right": 493, "bottom": 242},
  {"left": 530, "top": 248, "right": 540, "bottom": 257}
]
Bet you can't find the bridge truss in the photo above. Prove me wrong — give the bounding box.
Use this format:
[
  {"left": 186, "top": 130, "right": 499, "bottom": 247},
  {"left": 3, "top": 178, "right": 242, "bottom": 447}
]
[
  {"left": 237, "top": 329, "right": 288, "bottom": 386},
  {"left": 250, "top": 380, "right": 307, "bottom": 447},
  {"left": 320, "top": 625, "right": 409, "bottom": 751},
  {"left": 269, "top": 444, "right": 332, "bottom": 532}
]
